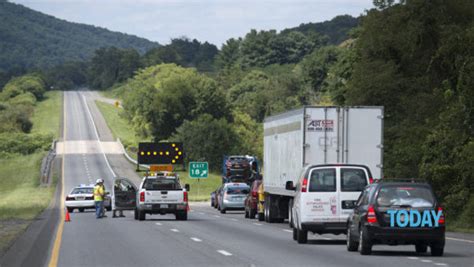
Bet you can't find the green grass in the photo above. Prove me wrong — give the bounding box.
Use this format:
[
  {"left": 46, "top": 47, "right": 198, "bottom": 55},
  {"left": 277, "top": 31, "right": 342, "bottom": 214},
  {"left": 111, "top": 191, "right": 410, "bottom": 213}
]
[
  {"left": 96, "top": 101, "right": 222, "bottom": 201},
  {"left": 31, "top": 91, "right": 62, "bottom": 138},
  {"left": 0, "top": 91, "right": 61, "bottom": 253},
  {"left": 95, "top": 101, "right": 145, "bottom": 147}
]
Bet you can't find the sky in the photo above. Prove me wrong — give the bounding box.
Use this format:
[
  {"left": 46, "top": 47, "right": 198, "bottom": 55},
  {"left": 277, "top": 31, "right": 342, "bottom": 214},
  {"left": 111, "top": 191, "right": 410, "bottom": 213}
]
[{"left": 10, "top": 0, "right": 373, "bottom": 47}]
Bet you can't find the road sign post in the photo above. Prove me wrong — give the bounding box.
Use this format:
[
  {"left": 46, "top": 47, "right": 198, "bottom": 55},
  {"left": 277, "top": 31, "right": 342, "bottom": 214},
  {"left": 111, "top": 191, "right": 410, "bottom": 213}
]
[{"left": 189, "top": 162, "right": 208, "bottom": 200}]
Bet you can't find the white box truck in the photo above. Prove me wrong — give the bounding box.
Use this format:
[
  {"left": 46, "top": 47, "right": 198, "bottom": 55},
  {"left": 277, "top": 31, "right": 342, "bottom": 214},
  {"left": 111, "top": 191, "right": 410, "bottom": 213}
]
[{"left": 262, "top": 106, "right": 383, "bottom": 223}]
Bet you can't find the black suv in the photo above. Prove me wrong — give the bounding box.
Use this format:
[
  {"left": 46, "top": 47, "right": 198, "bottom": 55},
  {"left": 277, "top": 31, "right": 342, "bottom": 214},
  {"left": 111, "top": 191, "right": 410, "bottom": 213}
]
[{"left": 346, "top": 180, "right": 445, "bottom": 256}]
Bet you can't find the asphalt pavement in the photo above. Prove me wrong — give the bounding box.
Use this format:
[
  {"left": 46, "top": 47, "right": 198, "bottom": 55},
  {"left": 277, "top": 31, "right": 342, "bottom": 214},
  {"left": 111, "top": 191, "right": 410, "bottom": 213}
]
[{"left": 2, "top": 90, "right": 473, "bottom": 267}]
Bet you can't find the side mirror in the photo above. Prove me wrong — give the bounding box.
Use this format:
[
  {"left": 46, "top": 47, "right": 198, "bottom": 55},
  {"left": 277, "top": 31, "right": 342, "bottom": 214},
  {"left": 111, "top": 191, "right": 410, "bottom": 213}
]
[
  {"left": 285, "top": 181, "right": 295, "bottom": 191},
  {"left": 185, "top": 184, "right": 190, "bottom": 192}
]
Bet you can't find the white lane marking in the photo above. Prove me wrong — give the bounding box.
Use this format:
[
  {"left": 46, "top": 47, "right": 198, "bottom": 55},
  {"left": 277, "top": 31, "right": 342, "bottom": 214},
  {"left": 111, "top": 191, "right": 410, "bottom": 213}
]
[
  {"left": 214, "top": 215, "right": 220, "bottom": 218},
  {"left": 434, "top": 263, "right": 447, "bottom": 266},
  {"left": 199, "top": 212, "right": 205, "bottom": 215},
  {"left": 446, "top": 237, "right": 474, "bottom": 243},
  {"left": 421, "top": 260, "right": 432, "bottom": 263},
  {"left": 155, "top": 223, "right": 162, "bottom": 226},
  {"left": 407, "top": 257, "right": 419, "bottom": 260},
  {"left": 217, "top": 250, "right": 232, "bottom": 256},
  {"left": 230, "top": 218, "right": 238, "bottom": 221},
  {"left": 190, "top": 237, "right": 202, "bottom": 242},
  {"left": 253, "top": 223, "right": 262, "bottom": 226},
  {"left": 170, "top": 229, "right": 179, "bottom": 232},
  {"left": 283, "top": 229, "right": 293, "bottom": 233},
  {"left": 81, "top": 94, "right": 116, "bottom": 177}
]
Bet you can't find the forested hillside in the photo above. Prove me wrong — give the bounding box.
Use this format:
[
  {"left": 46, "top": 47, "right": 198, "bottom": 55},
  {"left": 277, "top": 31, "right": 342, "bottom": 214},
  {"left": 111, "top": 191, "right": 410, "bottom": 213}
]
[{"left": 0, "top": 0, "right": 158, "bottom": 72}]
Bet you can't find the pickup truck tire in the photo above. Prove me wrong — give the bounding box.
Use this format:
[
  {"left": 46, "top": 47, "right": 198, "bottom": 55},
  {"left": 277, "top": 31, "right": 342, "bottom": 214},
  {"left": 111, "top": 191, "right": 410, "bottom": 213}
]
[
  {"left": 249, "top": 208, "right": 256, "bottom": 219},
  {"left": 258, "top": 212, "right": 264, "bottom": 221},
  {"left": 134, "top": 208, "right": 138, "bottom": 220},
  {"left": 176, "top": 211, "right": 188, "bottom": 221},
  {"left": 296, "top": 227, "right": 308, "bottom": 244},
  {"left": 138, "top": 210, "right": 146, "bottom": 221}
]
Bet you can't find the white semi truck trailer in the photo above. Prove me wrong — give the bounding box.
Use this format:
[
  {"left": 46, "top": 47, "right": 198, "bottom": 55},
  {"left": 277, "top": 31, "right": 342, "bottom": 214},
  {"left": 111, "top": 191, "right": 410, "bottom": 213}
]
[{"left": 262, "top": 106, "right": 384, "bottom": 223}]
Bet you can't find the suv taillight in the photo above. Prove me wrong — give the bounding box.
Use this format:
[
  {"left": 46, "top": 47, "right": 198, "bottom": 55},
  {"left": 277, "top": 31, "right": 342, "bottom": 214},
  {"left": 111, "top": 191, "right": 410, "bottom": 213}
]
[
  {"left": 301, "top": 177, "right": 308, "bottom": 192},
  {"left": 367, "top": 205, "right": 377, "bottom": 224},
  {"left": 183, "top": 191, "right": 188, "bottom": 203},
  {"left": 438, "top": 207, "right": 445, "bottom": 225},
  {"left": 139, "top": 191, "right": 145, "bottom": 202}
]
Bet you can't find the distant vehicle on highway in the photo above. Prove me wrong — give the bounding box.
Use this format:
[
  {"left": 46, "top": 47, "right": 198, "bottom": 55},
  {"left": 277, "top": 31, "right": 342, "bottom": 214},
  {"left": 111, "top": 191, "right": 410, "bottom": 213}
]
[
  {"left": 286, "top": 164, "right": 371, "bottom": 243},
  {"left": 218, "top": 183, "right": 250, "bottom": 214},
  {"left": 135, "top": 172, "right": 190, "bottom": 221},
  {"left": 214, "top": 184, "right": 224, "bottom": 209},
  {"left": 210, "top": 191, "right": 216, "bottom": 207},
  {"left": 245, "top": 178, "right": 262, "bottom": 219},
  {"left": 65, "top": 184, "right": 111, "bottom": 213},
  {"left": 222, "top": 155, "right": 259, "bottom": 184},
  {"left": 346, "top": 180, "right": 445, "bottom": 256}
]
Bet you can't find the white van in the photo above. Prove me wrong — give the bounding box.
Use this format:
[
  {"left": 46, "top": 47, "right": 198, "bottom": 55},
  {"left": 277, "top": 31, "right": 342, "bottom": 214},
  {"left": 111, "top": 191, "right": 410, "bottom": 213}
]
[{"left": 286, "top": 164, "right": 372, "bottom": 243}]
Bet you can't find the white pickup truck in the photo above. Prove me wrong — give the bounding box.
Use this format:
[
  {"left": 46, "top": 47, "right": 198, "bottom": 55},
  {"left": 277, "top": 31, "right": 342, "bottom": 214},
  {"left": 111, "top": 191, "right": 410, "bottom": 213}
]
[{"left": 135, "top": 172, "right": 190, "bottom": 221}]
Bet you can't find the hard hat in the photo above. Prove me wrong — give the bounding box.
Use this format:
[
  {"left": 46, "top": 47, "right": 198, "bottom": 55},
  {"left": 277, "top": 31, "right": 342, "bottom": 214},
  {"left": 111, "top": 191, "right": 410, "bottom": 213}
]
[{"left": 96, "top": 179, "right": 102, "bottom": 184}]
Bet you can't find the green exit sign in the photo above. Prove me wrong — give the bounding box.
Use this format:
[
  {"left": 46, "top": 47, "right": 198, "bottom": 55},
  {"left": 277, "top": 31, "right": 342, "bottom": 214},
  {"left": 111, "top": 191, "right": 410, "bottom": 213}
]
[{"left": 189, "top": 162, "right": 208, "bottom": 178}]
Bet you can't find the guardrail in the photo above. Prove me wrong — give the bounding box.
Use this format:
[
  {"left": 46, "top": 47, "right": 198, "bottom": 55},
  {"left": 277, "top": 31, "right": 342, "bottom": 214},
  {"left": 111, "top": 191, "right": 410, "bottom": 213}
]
[
  {"left": 40, "top": 140, "right": 57, "bottom": 185},
  {"left": 116, "top": 138, "right": 150, "bottom": 170}
]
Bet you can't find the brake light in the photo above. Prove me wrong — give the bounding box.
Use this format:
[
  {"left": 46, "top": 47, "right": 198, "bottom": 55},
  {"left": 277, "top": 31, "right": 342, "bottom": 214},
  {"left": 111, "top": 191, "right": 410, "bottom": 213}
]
[
  {"left": 367, "top": 205, "right": 377, "bottom": 224},
  {"left": 65, "top": 196, "right": 74, "bottom": 201},
  {"left": 140, "top": 191, "right": 145, "bottom": 202},
  {"left": 301, "top": 177, "right": 308, "bottom": 192},
  {"left": 438, "top": 207, "right": 445, "bottom": 225},
  {"left": 252, "top": 191, "right": 257, "bottom": 198},
  {"left": 183, "top": 191, "right": 188, "bottom": 202},
  {"left": 369, "top": 177, "right": 374, "bottom": 184}
]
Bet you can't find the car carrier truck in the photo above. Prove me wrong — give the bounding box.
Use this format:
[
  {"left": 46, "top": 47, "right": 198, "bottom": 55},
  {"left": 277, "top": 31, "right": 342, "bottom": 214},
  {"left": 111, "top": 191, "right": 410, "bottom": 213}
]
[{"left": 261, "top": 106, "right": 383, "bottom": 223}]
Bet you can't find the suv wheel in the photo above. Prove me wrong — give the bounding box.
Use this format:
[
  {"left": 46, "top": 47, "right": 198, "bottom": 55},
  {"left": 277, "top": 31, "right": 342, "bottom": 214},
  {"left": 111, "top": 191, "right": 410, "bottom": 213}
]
[
  {"left": 415, "top": 243, "right": 428, "bottom": 253},
  {"left": 346, "top": 227, "right": 358, "bottom": 251},
  {"left": 430, "top": 242, "right": 444, "bottom": 256},
  {"left": 296, "top": 227, "right": 308, "bottom": 244},
  {"left": 359, "top": 227, "right": 372, "bottom": 255}
]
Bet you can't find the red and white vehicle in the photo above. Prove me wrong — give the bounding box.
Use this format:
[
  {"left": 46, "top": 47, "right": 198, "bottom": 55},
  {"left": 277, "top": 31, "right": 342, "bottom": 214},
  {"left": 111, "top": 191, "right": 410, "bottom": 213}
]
[{"left": 134, "top": 172, "right": 190, "bottom": 221}]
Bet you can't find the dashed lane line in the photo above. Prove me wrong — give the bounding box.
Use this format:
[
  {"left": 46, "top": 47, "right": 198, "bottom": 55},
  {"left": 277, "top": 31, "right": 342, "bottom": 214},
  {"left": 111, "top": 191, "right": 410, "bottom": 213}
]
[
  {"left": 155, "top": 223, "right": 162, "bottom": 226},
  {"left": 407, "top": 257, "right": 419, "bottom": 260},
  {"left": 421, "top": 259, "right": 432, "bottom": 263},
  {"left": 190, "top": 237, "right": 202, "bottom": 242},
  {"left": 283, "top": 229, "right": 293, "bottom": 233},
  {"left": 434, "top": 263, "right": 447, "bottom": 266},
  {"left": 446, "top": 237, "right": 474, "bottom": 243},
  {"left": 170, "top": 229, "right": 179, "bottom": 232},
  {"left": 253, "top": 223, "right": 262, "bottom": 226},
  {"left": 217, "top": 250, "right": 232, "bottom": 256}
]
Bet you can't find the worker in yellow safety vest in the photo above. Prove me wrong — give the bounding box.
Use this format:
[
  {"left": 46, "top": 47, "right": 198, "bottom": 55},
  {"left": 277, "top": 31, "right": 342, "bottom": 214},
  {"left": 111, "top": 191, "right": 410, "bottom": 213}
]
[{"left": 94, "top": 179, "right": 105, "bottom": 219}]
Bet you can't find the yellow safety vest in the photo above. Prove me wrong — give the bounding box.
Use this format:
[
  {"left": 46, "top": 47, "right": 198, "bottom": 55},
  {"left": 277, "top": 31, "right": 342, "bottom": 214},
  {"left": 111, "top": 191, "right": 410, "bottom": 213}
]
[{"left": 94, "top": 185, "right": 104, "bottom": 201}]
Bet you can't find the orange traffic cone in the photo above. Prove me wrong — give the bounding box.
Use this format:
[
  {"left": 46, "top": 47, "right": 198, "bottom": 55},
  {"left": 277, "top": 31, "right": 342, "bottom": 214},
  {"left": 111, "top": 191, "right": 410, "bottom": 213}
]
[{"left": 65, "top": 209, "right": 71, "bottom": 222}]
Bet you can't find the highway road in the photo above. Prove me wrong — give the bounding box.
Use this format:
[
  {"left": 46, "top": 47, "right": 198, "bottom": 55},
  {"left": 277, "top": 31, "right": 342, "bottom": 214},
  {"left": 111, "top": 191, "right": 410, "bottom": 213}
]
[{"left": 2, "top": 90, "right": 473, "bottom": 267}]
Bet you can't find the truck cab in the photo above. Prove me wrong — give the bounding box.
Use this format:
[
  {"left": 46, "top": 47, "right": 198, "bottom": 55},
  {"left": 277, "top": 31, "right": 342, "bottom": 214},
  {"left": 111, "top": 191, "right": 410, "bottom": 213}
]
[
  {"left": 286, "top": 164, "right": 372, "bottom": 243},
  {"left": 135, "top": 172, "right": 190, "bottom": 221}
]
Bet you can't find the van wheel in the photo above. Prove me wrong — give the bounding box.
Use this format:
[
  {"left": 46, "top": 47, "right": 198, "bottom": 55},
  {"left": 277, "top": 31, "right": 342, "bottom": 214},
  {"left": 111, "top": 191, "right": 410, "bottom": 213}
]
[
  {"left": 138, "top": 210, "right": 146, "bottom": 221},
  {"left": 176, "top": 211, "right": 188, "bottom": 221},
  {"left": 346, "top": 228, "right": 358, "bottom": 251},
  {"left": 296, "top": 227, "right": 308, "bottom": 244},
  {"left": 258, "top": 212, "right": 264, "bottom": 221},
  {"left": 292, "top": 227, "right": 297, "bottom": 241},
  {"left": 359, "top": 227, "right": 372, "bottom": 255},
  {"left": 430, "top": 242, "right": 444, "bottom": 256},
  {"left": 415, "top": 243, "right": 428, "bottom": 253}
]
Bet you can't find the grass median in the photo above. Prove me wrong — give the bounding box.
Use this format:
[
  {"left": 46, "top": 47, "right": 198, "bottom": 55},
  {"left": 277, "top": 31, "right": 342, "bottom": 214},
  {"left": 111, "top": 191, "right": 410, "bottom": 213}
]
[
  {"left": 0, "top": 91, "right": 61, "bottom": 254},
  {"left": 96, "top": 100, "right": 222, "bottom": 201}
]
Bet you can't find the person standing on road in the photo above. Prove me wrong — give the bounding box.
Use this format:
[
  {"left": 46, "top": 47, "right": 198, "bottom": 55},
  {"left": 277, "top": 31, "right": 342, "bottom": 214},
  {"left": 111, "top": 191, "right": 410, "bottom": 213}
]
[
  {"left": 94, "top": 179, "right": 105, "bottom": 219},
  {"left": 99, "top": 180, "right": 108, "bottom": 218}
]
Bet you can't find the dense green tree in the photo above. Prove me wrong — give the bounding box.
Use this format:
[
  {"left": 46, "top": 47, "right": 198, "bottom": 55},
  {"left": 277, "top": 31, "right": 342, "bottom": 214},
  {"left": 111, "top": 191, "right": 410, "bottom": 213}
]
[{"left": 0, "top": 74, "right": 46, "bottom": 100}]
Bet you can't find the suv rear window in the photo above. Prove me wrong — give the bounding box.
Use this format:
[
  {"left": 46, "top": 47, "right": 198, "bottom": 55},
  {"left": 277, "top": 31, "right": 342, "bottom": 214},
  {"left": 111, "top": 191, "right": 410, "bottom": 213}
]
[
  {"left": 226, "top": 187, "right": 250, "bottom": 195},
  {"left": 341, "top": 168, "right": 368, "bottom": 192},
  {"left": 309, "top": 168, "right": 336, "bottom": 192},
  {"left": 376, "top": 186, "right": 435, "bottom": 208},
  {"left": 144, "top": 178, "right": 181, "bottom": 191}
]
